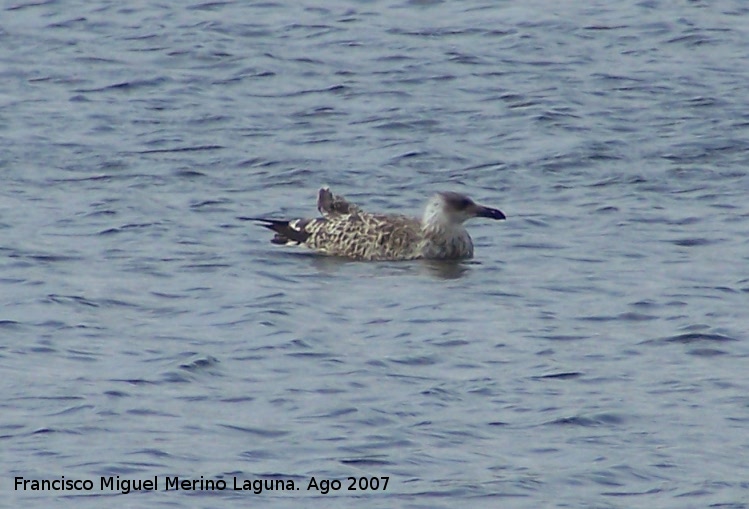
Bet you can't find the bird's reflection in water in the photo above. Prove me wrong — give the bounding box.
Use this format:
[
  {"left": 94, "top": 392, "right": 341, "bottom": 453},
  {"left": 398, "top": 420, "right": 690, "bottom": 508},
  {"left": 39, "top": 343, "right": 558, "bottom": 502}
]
[
  {"left": 422, "top": 260, "right": 473, "bottom": 280},
  {"left": 307, "top": 253, "right": 356, "bottom": 274},
  {"left": 305, "top": 253, "right": 473, "bottom": 280}
]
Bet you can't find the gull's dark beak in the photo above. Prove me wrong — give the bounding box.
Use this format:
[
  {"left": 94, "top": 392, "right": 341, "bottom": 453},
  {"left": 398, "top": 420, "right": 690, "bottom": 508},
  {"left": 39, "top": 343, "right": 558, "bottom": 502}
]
[{"left": 475, "top": 205, "right": 506, "bottom": 220}]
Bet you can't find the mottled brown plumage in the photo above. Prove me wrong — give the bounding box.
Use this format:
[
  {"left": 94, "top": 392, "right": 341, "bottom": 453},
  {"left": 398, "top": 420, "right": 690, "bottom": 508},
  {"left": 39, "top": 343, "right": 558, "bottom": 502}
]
[{"left": 251, "top": 188, "right": 505, "bottom": 261}]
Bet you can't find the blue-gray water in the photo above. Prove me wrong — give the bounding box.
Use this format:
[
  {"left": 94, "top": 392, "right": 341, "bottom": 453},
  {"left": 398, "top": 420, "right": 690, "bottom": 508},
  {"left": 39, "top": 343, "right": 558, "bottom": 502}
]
[{"left": 2, "top": 1, "right": 749, "bottom": 507}]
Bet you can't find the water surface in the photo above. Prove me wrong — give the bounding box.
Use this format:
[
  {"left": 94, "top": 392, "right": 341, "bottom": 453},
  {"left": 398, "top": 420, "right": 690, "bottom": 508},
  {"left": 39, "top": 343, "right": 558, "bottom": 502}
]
[{"left": 2, "top": 1, "right": 749, "bottom": 507}]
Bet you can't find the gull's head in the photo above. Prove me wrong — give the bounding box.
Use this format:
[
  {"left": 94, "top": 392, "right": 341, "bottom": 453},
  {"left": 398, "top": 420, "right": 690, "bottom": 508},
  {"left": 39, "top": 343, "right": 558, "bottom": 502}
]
[{"left": 423, "top": 191, "right": 506, "bottom": 227}]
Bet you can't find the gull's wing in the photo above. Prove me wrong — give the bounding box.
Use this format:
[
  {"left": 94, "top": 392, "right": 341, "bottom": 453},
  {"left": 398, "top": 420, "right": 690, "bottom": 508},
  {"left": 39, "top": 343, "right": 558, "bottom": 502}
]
[{"left": 253, "top": 212, "right": 422, "bottom": 260}]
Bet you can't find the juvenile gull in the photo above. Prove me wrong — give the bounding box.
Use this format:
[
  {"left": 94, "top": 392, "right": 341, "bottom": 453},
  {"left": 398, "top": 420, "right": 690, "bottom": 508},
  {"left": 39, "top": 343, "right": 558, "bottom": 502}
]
[{"left": 250, "top": 188, "right": 505, "bottom": 261}]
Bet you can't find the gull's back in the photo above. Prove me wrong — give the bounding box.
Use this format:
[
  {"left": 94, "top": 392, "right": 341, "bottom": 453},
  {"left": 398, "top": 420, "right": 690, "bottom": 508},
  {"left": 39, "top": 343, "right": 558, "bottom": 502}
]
[{"left": 305, "top": 211, "right": 423, "bottom": 260}]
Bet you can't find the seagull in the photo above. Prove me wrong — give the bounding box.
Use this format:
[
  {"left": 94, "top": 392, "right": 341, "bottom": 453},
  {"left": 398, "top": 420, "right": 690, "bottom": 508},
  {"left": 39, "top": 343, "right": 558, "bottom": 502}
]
[{"left": 248, "top": 188, "right": 505, "bottom": 261}]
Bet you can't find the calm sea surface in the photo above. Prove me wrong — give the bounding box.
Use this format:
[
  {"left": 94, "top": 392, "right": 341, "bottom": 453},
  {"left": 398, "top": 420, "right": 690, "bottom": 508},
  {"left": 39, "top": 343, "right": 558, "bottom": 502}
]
[{"left": 2, "top": 1, "right": 749, "bottom": 507}]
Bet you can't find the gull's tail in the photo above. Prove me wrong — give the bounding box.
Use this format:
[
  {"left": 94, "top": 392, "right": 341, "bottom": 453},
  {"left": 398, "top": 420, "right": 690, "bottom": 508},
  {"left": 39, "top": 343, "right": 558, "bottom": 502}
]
[{"left": 241, "top": 217, "right": 312, "bottom": 246}]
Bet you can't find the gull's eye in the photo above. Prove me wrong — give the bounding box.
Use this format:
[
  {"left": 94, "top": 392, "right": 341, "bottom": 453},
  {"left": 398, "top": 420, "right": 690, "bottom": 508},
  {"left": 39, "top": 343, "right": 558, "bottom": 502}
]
[{"left": 457, "top": 197, "right": 473, "bottom": 210}]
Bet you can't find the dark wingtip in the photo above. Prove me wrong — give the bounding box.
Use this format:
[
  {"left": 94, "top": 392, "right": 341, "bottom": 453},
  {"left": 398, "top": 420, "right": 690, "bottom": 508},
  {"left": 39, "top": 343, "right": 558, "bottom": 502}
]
[
  {"left": 248, "top": 217, "right": 311, "bottom": 245},
  {"left": 237, "top": 216, "right": 280, "bottom": 224},
  {"left": 270, "top": 233, "right": 290, "bottom": 245},
  {"left": 238, "top": 217, "right": 286, "bottom": 230},
  {"left": 317, "top": 188, "right": 334, "bottom": 214}
]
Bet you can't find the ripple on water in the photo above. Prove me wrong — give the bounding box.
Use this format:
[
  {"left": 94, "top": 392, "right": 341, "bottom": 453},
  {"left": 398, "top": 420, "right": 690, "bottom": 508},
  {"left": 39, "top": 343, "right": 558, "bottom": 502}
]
[{"left": 3, "top": 1, "right": 749, "bottom": 508}]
